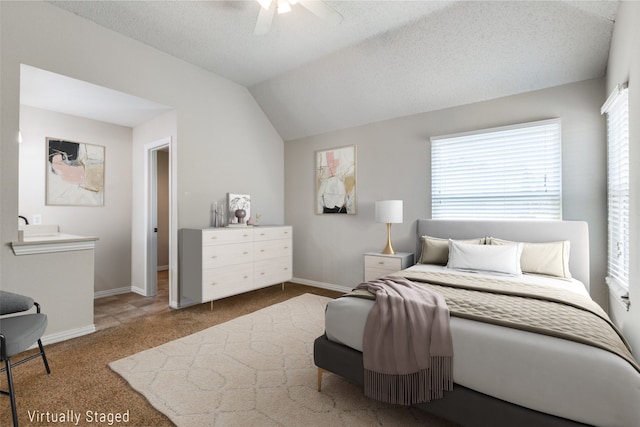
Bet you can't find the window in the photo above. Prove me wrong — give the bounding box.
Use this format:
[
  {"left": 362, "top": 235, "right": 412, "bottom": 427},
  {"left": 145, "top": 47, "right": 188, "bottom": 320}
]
[
  {"left": 431, "top": 119, "right": 562, "bottom": 219},
  {"left": 602, "top": 83, "right": 630, "bottom": 302}
]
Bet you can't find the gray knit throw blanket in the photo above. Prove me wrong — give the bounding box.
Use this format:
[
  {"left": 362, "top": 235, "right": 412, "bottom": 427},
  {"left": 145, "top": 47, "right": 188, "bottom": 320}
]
[{"left": 355, "top": 276, "right": 454, "bottom": 405}]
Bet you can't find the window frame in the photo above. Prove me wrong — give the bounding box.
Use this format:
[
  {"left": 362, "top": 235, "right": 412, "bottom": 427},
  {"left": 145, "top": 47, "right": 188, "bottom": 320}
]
[
  {"left": 602, "top": 83, "right": 630, "bottom": 307},
  {"left": 430, "top": 118, "right": 563, "bottom": 220}
]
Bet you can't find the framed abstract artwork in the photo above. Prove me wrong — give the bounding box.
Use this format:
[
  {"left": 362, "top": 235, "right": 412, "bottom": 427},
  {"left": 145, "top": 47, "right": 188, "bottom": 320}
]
[
  {"left": 315, "top": 145, "right": 356, "bottom": 214},
  {"left": 46, "top": 138, "right": 105, "bottom": 206}
]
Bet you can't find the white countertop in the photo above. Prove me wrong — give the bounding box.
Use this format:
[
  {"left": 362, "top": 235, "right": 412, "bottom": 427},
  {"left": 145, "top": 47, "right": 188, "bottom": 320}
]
[{"left": 12, "top": 233, "right": 98, "bottom": 255}]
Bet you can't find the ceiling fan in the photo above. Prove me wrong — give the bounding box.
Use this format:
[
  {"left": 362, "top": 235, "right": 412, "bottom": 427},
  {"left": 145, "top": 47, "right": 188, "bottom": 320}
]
[{"left": 254, "top": 0, "right": 343, "bottom": 35}]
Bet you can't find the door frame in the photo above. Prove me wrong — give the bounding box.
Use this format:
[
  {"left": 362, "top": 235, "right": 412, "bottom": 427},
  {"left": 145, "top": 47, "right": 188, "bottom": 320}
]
[{"left": 143, "top": 137, "right": 174, "bottom": 303}]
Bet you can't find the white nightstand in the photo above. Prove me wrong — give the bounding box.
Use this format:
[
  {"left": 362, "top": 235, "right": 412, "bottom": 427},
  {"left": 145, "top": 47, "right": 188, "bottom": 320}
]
[{"left": 364, "top": 252, "right": 414, "bottom": 281}]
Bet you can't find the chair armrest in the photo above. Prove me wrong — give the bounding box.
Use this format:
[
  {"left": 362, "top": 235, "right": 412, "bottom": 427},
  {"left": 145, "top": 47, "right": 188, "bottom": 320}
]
[{"left": 0, "top": 291, "right": 34, "bottom": 315}]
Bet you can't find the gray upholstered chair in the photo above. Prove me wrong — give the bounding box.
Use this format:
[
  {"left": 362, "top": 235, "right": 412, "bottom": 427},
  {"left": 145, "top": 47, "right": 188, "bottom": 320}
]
[{"left": 0, "top": 291, "right": 50, "bottom": 427}]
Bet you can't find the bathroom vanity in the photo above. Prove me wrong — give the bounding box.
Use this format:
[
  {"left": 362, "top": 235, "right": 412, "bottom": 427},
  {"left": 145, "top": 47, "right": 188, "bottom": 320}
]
[{"left": 9, "top": 225, "right": 98, "bottom": 344}]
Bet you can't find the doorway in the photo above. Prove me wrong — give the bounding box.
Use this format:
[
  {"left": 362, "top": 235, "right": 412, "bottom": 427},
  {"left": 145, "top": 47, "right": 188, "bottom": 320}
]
[{"left": 145, "top": 138, "right": 171, "bottom": 299}]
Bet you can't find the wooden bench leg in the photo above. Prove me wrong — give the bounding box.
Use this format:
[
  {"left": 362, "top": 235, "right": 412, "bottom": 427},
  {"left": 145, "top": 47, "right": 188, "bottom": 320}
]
[{"left": 317, "top": 367, "right": 325, "bottom": 392}]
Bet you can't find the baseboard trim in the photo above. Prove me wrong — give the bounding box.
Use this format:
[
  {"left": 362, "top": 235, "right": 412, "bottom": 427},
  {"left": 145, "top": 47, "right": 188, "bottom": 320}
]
[
  {"left": 94, "top": 286, "right": 131, "bottom": 299},
  {"left": 290, "top": 277, "right": 350, "bottom": 293},
  {"left": 39, "top": 324, "right": 96, "bottom": 347},
  {"left": 130, "top": 286, "right": 147, "bottom": 297}
]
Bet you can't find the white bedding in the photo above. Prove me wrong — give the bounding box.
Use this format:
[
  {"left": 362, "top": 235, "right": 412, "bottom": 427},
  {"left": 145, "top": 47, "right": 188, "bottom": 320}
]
[{"left": 325, "top": 264, "right": 640, "bottom": 427}]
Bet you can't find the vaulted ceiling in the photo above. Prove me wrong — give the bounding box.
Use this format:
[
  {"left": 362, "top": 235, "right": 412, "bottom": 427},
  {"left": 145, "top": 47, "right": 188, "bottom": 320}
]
[{"left": 48, "top": 1, "right": 618, "bottom": 140}]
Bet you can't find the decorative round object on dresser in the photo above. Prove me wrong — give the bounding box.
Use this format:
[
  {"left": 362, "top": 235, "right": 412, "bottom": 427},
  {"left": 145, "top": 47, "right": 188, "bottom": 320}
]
[{"left": 235, "top": 209, "right": 247, "bottom": 224}]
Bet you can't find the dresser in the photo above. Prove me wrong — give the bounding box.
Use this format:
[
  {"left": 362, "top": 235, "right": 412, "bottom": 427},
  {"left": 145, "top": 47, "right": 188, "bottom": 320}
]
[
  {"left": 180, "top": 226, "right": 292, "bottom": 304},
  {"left": 363, "top": 252, "right": 414, "bottom": 281}
]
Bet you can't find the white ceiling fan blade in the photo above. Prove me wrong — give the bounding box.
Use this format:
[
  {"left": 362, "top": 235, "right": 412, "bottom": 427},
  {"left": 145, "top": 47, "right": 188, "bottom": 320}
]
[
  {"left": 254, "top": 2, "right": 276, "bottom": 35},
  {"left": 298, "top": 0, "right": 343, "bottom": 26}
]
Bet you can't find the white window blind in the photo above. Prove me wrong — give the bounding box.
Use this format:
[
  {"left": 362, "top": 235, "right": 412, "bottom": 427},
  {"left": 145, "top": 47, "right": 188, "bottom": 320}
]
[
  {"left": 602, "top": 84, "right": 630, "bottom": 297},
  {"left": 431, "top": 119, "right": 562, "bottom": 219}
]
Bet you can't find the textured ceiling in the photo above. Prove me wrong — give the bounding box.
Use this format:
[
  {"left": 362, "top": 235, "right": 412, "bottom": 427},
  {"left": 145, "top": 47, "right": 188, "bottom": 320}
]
[{"left": 47, "top": 0, "right": 618, "bottom": 140}]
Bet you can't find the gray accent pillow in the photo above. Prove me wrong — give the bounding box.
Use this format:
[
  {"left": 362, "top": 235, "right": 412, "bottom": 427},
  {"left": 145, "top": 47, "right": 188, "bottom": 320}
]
[{"left": 418, "top": 235, "right": 485, "bottom": 265}]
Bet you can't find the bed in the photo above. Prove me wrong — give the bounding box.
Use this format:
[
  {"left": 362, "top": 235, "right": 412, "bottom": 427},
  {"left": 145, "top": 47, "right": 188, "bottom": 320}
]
[{"left": 314, "top": 219, "right": 640, "bottom": 427}]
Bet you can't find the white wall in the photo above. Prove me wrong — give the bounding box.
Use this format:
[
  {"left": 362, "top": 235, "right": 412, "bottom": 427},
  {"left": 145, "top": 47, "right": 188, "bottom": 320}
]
[
  {"left": 1, "top": 2, "right": 285, "bottom": 334},
  {"left": 19, "top": 105, "right": 133, "bottom": 295},
  {"left": 285, "top": 78, "right": 608, "bottom": 307},
  {"left": 604, "top": 1, "right": 640, "bottom": 354}
]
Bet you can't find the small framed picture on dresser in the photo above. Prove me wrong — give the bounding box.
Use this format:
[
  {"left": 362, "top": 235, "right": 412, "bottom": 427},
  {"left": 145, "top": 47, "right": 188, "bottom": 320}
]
[{"left": 227, "top": 193, "right": 251, "bottom": 226}]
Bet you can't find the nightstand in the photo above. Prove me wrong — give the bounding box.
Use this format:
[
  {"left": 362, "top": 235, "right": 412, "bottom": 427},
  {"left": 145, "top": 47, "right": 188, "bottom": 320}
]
[{"left": 364, "top": 252, "right": 414, "bottom": 281}]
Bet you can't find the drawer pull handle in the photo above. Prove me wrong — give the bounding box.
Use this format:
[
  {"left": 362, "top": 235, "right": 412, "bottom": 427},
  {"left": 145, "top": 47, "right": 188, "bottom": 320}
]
[
  {"left": 260, "top": 272, "right": 265, "bottom": 275},
  {"left": 284, "top": 267, "right": 289, "bottom": 271},
  {"left": 261, "top": 233, "right": 266, "bottom": 236},
  {"left": 243, "top": 234, "right": 249, "bottom": 237},
  {"left": 211, "top": 236, "right": 218, "bottom": 240},
  {"left": 211, "top": 256, "right": 218, "bottom": 259},
  {"left": 284, "top": 246, "right": 289, "bottom": 249},
  {"left": 243, "top": 252, "right": 249, "bottom": 255},
  {"left": 244, "top": 275, "right": 249, "bottom": 279},
  {"left": 210, "top": 282, "right": 217, "bottom": 286},
  {"left": 378, "top": 261, "right": 385, "bottom": 265},
  {"left": 261, "top": 249, "right": 265, "bottom": 252}
]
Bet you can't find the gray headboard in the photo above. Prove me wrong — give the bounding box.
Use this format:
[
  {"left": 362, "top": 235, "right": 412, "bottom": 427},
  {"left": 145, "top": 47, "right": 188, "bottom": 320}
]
[{"left": 416, "top": 219, "right": 590, "bottom": 291}]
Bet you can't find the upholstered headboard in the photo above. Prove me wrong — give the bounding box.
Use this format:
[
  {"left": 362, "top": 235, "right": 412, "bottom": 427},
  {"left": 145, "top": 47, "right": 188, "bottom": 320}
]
[{"left": 416, "top": 219, "right": 590, "bottom": 291}]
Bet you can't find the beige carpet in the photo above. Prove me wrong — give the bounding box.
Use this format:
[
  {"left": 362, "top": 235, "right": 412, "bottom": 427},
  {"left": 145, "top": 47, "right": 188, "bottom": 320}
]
[{"left": 110, "top": 293, "right": 455, "bottom": 427}]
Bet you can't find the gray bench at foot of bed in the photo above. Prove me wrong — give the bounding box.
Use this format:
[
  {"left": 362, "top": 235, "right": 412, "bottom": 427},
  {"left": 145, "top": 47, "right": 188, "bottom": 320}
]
[{"left": 313, "top": 334, "right": 589, "bottom": 427}]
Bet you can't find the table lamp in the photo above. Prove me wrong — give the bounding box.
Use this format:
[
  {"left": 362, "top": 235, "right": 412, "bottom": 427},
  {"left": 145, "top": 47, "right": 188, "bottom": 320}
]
[{"left": 375, "top": 200, "right": 403, "bottom": 254}]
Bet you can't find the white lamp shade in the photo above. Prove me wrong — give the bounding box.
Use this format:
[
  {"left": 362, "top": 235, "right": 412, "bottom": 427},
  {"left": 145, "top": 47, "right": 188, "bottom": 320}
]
[{"left": 375, "top": 200, "right": 403, "bottom": 224}]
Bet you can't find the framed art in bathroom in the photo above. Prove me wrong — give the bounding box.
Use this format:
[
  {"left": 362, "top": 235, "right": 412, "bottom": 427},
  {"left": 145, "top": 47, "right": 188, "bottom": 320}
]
[{"left": 46, "top": 137, "right": 105, "bottom": 206}]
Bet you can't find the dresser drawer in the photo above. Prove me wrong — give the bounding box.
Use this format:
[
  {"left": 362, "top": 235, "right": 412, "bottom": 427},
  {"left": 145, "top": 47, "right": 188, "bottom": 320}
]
[
  {"left": 202, "top": 243, "right": 253, "bottom": 268},
  {"left": 363, "top": 252, "right": 414, "bottom": 282},
  {"left": 364, "top": 267, "right": 396, "bottom": 282},
  {"left": 202, "top": 228, "right": 253, "bottom": 246},
  {"left": 254, "top": 238, "right": 292, "bottom": 261},
  {"left": 254, "top": 226, "right": 292, "bottom": 241},
  {"left": 364, "top": 255, "right": 403, "bottom": 271},
  {"left": 202, "top": 264, "right": 254, "bottom": 300},
  {"left": 255, "top": 257, "right": 292, "bottom": 287}
]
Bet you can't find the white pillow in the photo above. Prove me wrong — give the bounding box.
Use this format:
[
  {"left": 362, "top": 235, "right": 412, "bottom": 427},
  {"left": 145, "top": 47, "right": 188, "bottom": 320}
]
[{"left": 447, "top": 240, "right": 523, "bottom": 276}]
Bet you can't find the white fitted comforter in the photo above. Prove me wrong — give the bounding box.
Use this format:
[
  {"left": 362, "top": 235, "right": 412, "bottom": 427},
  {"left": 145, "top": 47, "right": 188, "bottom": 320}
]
[{"left": 325, "top": 264, "right": 640, "bottom": 427}]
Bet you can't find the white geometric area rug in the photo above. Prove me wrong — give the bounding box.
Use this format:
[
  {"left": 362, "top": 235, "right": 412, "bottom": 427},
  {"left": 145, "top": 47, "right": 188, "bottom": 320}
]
[{"left": 110, "top": 293, "right": 449, "bottom": 427}]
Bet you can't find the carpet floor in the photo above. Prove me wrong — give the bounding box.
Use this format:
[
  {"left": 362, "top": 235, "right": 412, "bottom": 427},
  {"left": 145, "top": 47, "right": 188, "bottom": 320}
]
[
  {"left": 1, "top": 283, "right": 457, "bottom": 427},
  {"left": 0, "top": 284, "right": 339, "bottom": 427}
]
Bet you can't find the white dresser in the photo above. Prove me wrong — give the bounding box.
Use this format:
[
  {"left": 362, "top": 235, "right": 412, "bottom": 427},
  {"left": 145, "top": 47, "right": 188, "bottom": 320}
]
[{"left": 180, "top": 226, "right": 292, "bottom": 304}]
